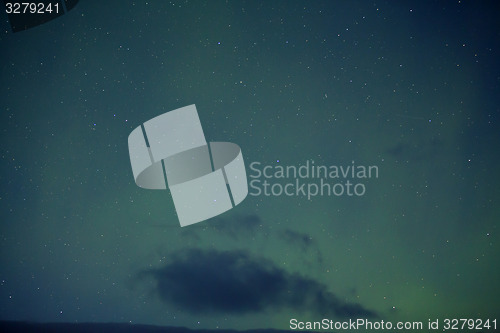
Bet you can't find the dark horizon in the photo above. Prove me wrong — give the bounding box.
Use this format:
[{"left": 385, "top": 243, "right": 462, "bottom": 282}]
[{"left": 0, "top": 320, "right": 310, "bottom": 333}]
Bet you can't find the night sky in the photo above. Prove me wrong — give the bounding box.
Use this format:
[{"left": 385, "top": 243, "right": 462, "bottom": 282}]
[{"left": 1, "top": 0, "right": 499, "bottom": 331}]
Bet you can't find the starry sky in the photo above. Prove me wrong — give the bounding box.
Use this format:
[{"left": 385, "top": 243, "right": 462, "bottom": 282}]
[{"left": 0, "top": 0, "right": 499, "bottom": 331}]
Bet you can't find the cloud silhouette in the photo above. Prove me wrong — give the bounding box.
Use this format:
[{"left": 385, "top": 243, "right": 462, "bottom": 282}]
[
  {"left": 180, "top": 214, "right": 263, "bottom": 240},
  {"left": 210, "top": 214, "right": 263, "bottom": 238},
  {"left": 280, "top": 229, "right": 323, "bottom": 265},
  {"left": 140, "top": 248, "right": 376, "bottom": 317},
  {"left": 281, "top": 229, "right": 314, "bottom": 249}
]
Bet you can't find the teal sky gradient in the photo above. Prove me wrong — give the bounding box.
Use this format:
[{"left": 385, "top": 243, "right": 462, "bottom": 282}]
[{"left": 1, "top": 0, "right": 499, "bottom": 330}]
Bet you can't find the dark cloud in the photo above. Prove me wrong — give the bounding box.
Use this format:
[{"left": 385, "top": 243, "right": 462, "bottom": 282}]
[
  {"left": 281, "top": 229, "right": 314, "bottom": 250},
  {"left": 280, "top": 229, "right": 323, "bottom": 265},
  {"left": 211, "top": 214, "right": 262, "bottom": 237},
  {"left": 181, "top": 214, "right": 263, "bottom": 240},
  {"left": 140, "top": 249, "right": 376, "bottom": 318},
  {"left": 178, "top": 227, "right": 202, "bottom": 242},
  {"left": 386, "top": 137, "right": 443, "bottom": 161}
]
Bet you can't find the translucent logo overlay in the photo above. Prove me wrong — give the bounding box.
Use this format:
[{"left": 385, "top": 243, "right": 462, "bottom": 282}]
[{"left": 128, "top": 105, "right": 248, "bottom": 227}]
